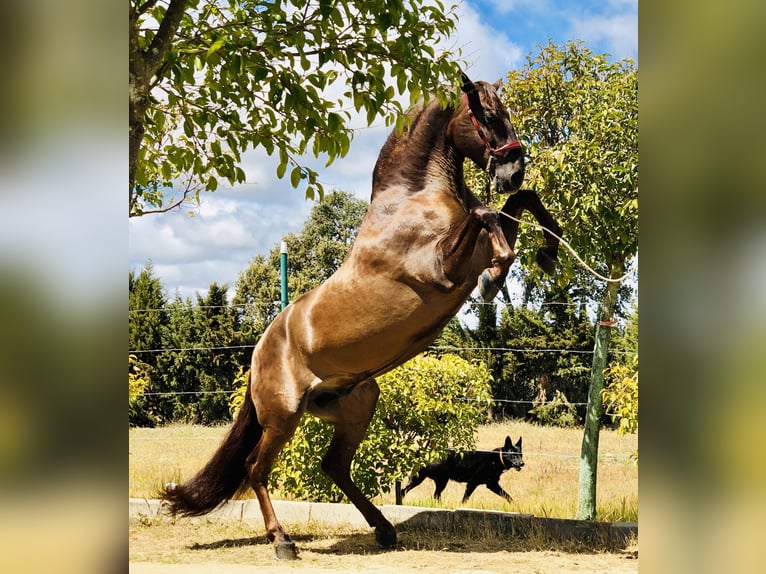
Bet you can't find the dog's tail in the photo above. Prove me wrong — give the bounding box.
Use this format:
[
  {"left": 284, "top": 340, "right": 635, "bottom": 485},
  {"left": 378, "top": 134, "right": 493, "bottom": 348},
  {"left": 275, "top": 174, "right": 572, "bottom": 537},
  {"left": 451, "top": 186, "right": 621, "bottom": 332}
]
[{"left": 159, "top": 375, "right": 261, "bottom": 517}]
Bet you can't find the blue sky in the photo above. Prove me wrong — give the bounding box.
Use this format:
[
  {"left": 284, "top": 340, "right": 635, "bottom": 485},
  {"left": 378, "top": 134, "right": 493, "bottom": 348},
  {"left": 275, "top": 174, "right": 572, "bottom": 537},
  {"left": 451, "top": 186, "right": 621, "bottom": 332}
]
[{"left": 129, "top": 0, "right": 638, "bottom": 302}]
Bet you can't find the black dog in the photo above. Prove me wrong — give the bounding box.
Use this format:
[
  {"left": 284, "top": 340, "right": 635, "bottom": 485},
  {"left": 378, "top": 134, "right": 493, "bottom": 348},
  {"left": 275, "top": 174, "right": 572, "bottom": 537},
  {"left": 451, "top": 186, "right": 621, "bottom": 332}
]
[{"left": 401, "top": 436, "right": 524, "bottom": 503}]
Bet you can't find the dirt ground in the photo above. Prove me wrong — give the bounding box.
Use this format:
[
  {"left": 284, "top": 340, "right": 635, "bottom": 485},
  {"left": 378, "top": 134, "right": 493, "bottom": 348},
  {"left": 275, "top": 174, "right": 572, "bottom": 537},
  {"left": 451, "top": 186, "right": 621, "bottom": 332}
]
[{"left": 129, "top": 518, "right": 638, "bottom": 573}]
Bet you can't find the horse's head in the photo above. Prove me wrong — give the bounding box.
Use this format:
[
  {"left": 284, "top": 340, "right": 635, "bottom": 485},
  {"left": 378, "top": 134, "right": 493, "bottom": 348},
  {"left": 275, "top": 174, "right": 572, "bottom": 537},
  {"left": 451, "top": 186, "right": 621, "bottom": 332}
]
[{"left": 453, "top": 74, "right": 525, "bottom": 194}]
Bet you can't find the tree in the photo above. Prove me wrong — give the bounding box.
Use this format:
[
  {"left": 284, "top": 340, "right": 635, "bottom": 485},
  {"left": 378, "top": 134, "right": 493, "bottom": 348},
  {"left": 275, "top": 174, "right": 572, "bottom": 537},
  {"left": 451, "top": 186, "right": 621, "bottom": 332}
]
[
  {"left": 497, "top": 290, "right": 594, "bottom": 423},
  {"left": 602, "top": 298, "right": 638, "bottom": 462},
  {"left": 129, "top": 0, "right": 462, "bottom": 216},
  {"left": 602, "top": 355, "right": 638, "bottom": 444},
  {"left": 129, "top": 264, "right": 169, "bottom": 426},
  {"left": 192, "top": 283, "right": 247, "bottom": 424},
  {"left": 501, "top": 42, "right": 637, "bottom": 519},
  {"left": 151, "top": 284, "right": 248, "bottom": 424},
  {"left": 129, "top": 264, "right": 168, "bottom": 354},
  {"left": 155, "top": 293, "right": 199, "bottom": 422},
  {"left": 233, "top": 190, "right": 367, "bottom": 339}
]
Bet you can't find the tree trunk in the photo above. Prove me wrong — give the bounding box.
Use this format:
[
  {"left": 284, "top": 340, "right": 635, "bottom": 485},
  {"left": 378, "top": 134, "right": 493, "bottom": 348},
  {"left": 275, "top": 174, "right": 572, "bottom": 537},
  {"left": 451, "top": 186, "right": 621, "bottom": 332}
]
[
  {"left": 576, "top": 260, "right": 623, "bottom": 520},
  {"left": 128, "top": 0, "right": 189, "bottom": 216}
]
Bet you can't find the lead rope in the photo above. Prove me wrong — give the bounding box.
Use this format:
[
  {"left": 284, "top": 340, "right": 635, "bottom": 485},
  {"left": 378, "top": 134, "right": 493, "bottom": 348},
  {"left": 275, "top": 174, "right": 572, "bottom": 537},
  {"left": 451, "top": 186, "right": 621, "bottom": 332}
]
[{"left": 497, "top": 209, "right": 633, "bottom": 284}]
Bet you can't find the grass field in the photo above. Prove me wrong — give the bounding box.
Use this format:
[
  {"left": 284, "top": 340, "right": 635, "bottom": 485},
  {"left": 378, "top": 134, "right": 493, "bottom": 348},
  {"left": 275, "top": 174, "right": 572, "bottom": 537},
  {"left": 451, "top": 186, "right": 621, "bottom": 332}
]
[{"left": 129, "top": 420, "right": 637, "bottom": 523}]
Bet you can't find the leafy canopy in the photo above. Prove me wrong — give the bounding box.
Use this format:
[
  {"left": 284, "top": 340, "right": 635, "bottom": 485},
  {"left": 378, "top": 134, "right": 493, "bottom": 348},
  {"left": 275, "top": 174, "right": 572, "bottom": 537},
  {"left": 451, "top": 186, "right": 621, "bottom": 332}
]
[
  {"left": 129, "top": 0, "right": 462, "bottom": 216},
  {"left": 501, "top": 41, "right": 638, "bottom": 283}
]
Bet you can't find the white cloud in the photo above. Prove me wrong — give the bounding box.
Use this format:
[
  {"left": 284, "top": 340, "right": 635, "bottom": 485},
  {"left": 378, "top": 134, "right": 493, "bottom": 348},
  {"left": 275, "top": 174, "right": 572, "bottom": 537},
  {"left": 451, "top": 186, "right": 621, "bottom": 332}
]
[
  {"left": 485, "top": 0, "right": 547, "bottom": 16},
  {"left": 452, "top": 2, "right": 526, "bottom": 81},
  {"left": 570, "top": 10, "right": 638, "bottom": 62},
  {"left": 129, "top": 165, "right": 315, "bottom": 299}
]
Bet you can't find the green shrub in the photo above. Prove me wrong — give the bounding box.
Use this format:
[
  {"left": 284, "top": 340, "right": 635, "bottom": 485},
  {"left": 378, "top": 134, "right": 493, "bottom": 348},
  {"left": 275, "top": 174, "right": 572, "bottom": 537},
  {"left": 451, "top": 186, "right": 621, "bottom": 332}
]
[
  {"left": 602, "top": 354, "right": 638, "bottom": 463},
  {"left": 129, "top": 354, "right": 151, "bottom": 425},
  {"left": 229, "top": 353, "right": 493, "bottom": 502},
  {"left": 527, "top": 390, "right": 580, "bottom": 428}
]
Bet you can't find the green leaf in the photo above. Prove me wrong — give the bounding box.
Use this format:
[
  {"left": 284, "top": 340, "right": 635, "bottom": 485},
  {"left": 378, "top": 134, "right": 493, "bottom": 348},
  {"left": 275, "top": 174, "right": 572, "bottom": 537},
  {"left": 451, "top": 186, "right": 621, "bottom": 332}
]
[
  {"left": 276, "top": 149, "right": 288, "bottom": 179},
  {"left": 290, "top": 166, "right": 302, "bottom": 188}
]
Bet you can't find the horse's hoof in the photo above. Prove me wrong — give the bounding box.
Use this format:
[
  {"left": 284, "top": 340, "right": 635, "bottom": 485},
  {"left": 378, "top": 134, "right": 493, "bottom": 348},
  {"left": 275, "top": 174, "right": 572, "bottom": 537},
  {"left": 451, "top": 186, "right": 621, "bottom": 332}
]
[
  {"left": 478, "top": 270, "right": 501, "bottom": 302},
  {"left": 536, "top": 247, "right": 556, "bottom": 275},
  {"left": 375, "top": 524, "right": 398, "bottom": 548},
  {"left": 274, "top": 539, "right": 298, "bottom": 560}
]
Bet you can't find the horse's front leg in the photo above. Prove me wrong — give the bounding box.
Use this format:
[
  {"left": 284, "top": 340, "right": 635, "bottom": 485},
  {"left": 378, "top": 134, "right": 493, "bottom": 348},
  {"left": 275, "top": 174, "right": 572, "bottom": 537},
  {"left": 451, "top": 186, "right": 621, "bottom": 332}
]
[
  {"left": 474, "top": 206, "right": 516, "bottom": 301},
  {"left": 440, "top": 205, "right": 515, "bottom": 302},
  {"left": 499, "top": 189, "right": 562, "bottom": 275}
]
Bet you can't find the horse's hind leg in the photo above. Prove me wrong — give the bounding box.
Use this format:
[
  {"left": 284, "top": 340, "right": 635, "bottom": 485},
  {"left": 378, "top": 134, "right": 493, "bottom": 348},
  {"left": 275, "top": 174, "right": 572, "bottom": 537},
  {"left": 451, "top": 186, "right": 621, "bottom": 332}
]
[
  {"left": 308, "top": 379, "right": 397, "bottom": 548},
  {"left": 244, "top": 410, "right": 303, "bottom": 560}
]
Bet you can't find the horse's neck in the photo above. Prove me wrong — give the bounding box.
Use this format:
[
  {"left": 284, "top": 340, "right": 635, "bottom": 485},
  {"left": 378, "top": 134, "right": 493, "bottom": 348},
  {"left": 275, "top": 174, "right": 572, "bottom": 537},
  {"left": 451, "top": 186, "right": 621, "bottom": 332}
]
[{"left": 371, "top": 103, "right": 463, "bottom": 201}]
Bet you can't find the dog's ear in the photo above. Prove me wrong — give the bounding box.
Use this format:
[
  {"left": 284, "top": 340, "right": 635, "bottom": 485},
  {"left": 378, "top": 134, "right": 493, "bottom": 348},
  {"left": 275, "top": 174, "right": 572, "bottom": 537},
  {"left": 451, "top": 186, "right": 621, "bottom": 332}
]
[
  {"left": 515, "top": 437, "right": 522, "bottom": 449},
  {"left": 504, "top": 436, "right": 513, "bottom": 449}
]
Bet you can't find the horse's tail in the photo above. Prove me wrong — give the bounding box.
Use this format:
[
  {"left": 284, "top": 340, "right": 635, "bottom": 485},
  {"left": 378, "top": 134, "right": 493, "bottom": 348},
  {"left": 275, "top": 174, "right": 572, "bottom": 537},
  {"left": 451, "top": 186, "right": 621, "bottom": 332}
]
[{"left": 160, "top": 375, "right": 262, "bottom": 517}]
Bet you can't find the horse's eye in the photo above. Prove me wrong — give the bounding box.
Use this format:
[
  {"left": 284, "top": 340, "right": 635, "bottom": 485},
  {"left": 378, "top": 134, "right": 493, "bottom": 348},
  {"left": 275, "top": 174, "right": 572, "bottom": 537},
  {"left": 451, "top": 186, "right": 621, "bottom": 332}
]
[{"left": 484, "top": 113, "right": 498, "bottom": 124}]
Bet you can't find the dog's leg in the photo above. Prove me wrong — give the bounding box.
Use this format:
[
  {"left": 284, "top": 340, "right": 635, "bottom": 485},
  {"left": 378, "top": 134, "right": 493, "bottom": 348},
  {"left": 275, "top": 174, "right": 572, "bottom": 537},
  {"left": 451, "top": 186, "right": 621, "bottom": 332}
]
[
  {"left": 462, "top": 481, "right": 481, "bottom": 502},
  {"left": 433, "top": 476, "right": 449, "bottom": 500},
  {"left": 401, "top": 469, "right": 428, "bottom": 498},
  {"left": 485, "top": 480, "right": 513, "bottom": 502}
]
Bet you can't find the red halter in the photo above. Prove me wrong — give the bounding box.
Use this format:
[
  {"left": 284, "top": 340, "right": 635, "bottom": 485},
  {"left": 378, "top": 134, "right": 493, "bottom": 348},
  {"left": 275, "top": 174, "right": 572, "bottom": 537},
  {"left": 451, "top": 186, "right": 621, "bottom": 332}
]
[{"left": 463, "top": 92, "right": 522, "bottom": 157}]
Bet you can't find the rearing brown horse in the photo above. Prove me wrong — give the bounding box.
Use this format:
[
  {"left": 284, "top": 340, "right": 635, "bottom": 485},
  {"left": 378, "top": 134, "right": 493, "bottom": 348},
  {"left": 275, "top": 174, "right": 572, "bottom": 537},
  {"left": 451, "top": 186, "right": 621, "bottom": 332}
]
[{"left": 161, "top": 74, "right": 561, "bottom": 559}]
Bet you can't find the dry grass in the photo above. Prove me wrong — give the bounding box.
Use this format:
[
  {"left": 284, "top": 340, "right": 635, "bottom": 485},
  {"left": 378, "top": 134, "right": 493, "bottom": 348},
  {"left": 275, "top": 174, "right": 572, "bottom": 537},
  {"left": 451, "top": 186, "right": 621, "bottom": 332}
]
[
  {"left": 129, "top": 516, "right": 638, "bottom": 572},
  {"left": 129, "top": 420, "right": 637, "bottom": 522}
]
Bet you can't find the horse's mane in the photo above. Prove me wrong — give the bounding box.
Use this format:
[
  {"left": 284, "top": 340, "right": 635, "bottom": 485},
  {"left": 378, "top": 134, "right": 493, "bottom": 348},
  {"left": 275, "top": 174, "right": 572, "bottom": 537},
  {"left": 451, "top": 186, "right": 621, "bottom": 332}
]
[{"left": 371, "top": 95, "right": 457, "bottom": 195}]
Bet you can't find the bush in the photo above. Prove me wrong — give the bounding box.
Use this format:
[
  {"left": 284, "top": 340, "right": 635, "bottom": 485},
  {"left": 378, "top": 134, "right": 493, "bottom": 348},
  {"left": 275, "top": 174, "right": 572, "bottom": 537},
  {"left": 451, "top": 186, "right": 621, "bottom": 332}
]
[
  {"left": 129, "top": 354, "right": 152, "bottom": 426},
  {"left": 602, "top": 354, "right": 638, "bottom": 462},
  {"left": 229, "top": 353, "right": 493, "bottom": 502},
  {"left": 527, "top": 390, "right": 580, "bottom": 427}
]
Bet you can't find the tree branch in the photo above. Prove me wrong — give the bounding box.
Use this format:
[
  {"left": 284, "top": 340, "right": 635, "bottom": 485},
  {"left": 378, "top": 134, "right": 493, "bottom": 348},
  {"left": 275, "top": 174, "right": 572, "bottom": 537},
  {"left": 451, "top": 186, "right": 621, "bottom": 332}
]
[
  {"left": 145, "top": 0, "right": 189, "bottom": 74},
  {"left": 136, "top": 0, "right": 160, "bottom": 16},
  {"left": 131, "top": 179, "right": 199, "bottom": 217}
]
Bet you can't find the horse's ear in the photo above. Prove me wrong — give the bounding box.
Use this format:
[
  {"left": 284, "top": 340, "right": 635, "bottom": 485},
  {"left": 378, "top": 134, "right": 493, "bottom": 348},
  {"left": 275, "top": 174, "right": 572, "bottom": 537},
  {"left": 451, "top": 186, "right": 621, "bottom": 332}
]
[
  {"left": 493, "top": 79, "right": 503, "bottom": 91},
  {"left": 461, "top": 73, "right": 475, "bottom": 94},
  {"left": 461, "top": 73, "right": 482, "bottom": 113}
]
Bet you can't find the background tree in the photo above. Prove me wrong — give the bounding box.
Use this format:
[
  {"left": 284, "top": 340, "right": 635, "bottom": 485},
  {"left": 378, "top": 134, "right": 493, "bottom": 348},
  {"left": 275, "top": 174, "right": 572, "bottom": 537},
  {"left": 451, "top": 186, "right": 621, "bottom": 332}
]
[
  {"left": 602, "top": 298, "right": 638, "bottom": 462},
  {"left": 154, "top": 293, "right": 199, "bottom": 423},
  {"left": 501, "top": 41, "right": 638, "bottom": 520},
  {"left": 496, "top": 294, "right": 593, "bottom": 423},
  {"left": 129, "top": 354, "right": 151, "bottom": 425},
  {"left": 129, "top": 0, "right": 462, "bottom": 216},
  {"left": 234, "top": 190, "right": 367, "bottom": 338},
  {"left": 129, "top": 264, "right": 168, "bottom": 354},
  {"left": 192, "top": 283, "right": 246, "bottom": 423},
  {"left": 129, "top": 264, "right": 169, "bottom": 426}
]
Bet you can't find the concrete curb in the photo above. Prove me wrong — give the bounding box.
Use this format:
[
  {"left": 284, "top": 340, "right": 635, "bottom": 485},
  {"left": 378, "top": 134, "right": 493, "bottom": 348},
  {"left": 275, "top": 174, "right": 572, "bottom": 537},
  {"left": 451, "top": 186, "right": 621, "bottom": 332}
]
[{"left": 130, "top": 498, "right": 636, "bottom": 543}]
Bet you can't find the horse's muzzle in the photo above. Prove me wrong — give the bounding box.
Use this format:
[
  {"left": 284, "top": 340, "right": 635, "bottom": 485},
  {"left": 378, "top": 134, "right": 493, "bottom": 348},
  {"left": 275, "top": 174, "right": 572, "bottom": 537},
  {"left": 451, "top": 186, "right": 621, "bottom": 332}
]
[{"left": 496, "top": 158, "right": 525, "bottom": 194}]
